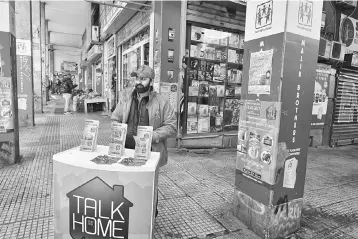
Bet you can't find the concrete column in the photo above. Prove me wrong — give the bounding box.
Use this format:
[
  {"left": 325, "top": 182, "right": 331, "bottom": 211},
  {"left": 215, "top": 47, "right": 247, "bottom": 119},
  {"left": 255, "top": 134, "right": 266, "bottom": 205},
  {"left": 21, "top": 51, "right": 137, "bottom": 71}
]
[
  {"left": 31, "top": 0, "right": 42, "bottom": 114},
  {"left": 40, "top": 2, "right": 46, "bottom": 106},
  {"left": 151, "top": 0, "right": 181, "bottom": 148},
  {"left": 0, "top": 1, "right": 20, "bottom": 165},
  {"left": 49, "top": 44, "right": 54, "bottom": 93},
  {"left": 234, "top": 1, "right": 323, "bottom": 238},
  {"left": 45, "top": 21, "right": 49, "bottom": 102},
  {"left": 15, "top": 0, "right": 35, "bottom": 127}
]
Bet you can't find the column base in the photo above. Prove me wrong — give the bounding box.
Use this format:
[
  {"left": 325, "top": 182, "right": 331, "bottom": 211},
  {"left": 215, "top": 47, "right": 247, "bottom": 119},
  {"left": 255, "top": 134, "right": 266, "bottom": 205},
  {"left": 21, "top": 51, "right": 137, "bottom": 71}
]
[{"left": 233, "top": 189, "right": 302, "bottom": 239}]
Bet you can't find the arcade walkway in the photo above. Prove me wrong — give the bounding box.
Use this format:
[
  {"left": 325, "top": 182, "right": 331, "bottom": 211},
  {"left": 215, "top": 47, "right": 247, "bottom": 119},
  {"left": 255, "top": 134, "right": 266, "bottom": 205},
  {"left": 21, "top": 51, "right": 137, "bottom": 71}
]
[{"left": 0, "top": 96, "right": 358, "bottom": 238}]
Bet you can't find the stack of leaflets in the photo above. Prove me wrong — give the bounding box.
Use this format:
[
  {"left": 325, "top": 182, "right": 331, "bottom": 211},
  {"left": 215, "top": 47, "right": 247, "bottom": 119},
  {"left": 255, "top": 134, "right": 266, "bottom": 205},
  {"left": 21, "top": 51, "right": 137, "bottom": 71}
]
[
  {"left": 80, "top": 120, "right": 100, "bottom": 152},
  {"left": 108, "top": 122, "right": 127, "bottom": 157},
  {"left": 133, "top": 126, "right": 153, "bottom": 161}
]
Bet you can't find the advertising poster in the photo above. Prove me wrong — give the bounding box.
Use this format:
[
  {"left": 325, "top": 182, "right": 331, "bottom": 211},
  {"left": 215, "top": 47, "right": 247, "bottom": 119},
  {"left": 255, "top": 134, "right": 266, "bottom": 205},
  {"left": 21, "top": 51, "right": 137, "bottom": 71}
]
[
  {"left": 61, "top": 61, "right": 78, "bottom": 74},
  {"left": 248, "top": 49, "right": 273, "bottom": 95},
  {"left": 311, "top": 64, "right": 330, "bottom": 128},
  {"left": 0, "top": 77, "right": 13, "bottom": 132},
  {"left": 160, "top": 82, "right": 177, "bottom": 112},
  {"left": 16, "top": 39, "right": 33, "bottom": 126},
  {"left": 236, "top": 100, "right": 281, "bottom": 185}
]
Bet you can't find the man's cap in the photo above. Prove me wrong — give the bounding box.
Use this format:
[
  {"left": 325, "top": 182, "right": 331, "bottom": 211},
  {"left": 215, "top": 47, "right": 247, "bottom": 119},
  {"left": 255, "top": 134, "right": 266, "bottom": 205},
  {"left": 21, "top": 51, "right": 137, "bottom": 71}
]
[{"left": 130, "top": 65, "right": 155, "bottom": 79}]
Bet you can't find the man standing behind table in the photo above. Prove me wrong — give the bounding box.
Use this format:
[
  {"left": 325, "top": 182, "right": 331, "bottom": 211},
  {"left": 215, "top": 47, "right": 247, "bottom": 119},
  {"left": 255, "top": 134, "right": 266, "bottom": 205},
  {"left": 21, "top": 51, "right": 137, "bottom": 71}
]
[{"left": 111, "top": 65, "right": 177, "bottom": 218}]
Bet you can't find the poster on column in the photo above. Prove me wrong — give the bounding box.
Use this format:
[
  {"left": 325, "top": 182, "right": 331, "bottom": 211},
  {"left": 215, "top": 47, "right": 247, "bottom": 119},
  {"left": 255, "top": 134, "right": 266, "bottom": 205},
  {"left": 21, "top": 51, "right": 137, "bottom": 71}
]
[
  {"left": 0, "top": 77, "right": 13, "bottom": 132},
  {"left": 248, "top": 49, "right": 273, "bottom": 95},
  {"left": 16, "top": 39, "right": 33, "bottom": 126},
  {"left": 236, "top": 100, "right": 281, "bottom": 185},
  {"left": 311, "top": 64, "right": 330, "bottom": 127},
  {"left": 160, "top": 82, "right": 178, "bottom": 112}
]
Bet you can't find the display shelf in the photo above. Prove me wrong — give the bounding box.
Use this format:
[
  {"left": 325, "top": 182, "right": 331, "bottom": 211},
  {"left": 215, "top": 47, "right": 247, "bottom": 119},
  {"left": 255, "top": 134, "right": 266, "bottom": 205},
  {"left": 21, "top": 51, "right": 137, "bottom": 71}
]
[
  {"left": 228, "top": 46, "right": 244, "bottom": 52},
  {"left": 189, "top": 56, "right": 227, "bottom": 64},
  {"left": 183, "top": 24, "right": 244, "bottom": 136},
  {"left": 190, "top": 39, "right": 227, "bottom": 48}
]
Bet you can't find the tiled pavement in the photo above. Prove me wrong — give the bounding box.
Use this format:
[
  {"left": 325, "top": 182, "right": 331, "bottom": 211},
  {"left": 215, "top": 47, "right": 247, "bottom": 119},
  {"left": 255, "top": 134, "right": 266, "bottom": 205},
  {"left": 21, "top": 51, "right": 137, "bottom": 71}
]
[{"left": 0, "top": 96, "right": 358, "bottom": 239}]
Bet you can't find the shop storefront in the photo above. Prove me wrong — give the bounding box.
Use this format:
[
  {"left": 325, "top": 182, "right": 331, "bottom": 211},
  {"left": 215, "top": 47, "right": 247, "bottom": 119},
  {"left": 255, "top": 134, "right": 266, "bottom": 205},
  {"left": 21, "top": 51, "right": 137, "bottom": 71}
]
[
  {"left": 115, "top": 9, "right": 151, "bottom": 92},
  {"left": 104, "top": 35, "right": 117, "bottom": 110},
  {"left": 179, "top": 1, "right": 246, "bottom": 148},
  {"left": 86, "top": 45, "right": 102, "bottom": 92},
  {"left": 93, "top": 60, "right": 102, "bottom": 94}
]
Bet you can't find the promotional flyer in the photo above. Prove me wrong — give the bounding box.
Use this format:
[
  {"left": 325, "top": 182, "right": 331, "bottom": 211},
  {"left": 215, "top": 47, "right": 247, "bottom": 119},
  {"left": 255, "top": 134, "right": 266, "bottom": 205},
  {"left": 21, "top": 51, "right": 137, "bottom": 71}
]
[
  {"left": 248, "top": 49, "right": 273, "bottom": 95},
  {"left": 16, "top": 39, "right": 33, "bottom": 127},
  {"left": 236, "top": 100, "right": 280, "bottom": 185},
  {"left": 80, "top": 120, "right": 99, "bottom": 152},
  {"left": 311, "top": 64, "right": 330, "bottom": 128}
]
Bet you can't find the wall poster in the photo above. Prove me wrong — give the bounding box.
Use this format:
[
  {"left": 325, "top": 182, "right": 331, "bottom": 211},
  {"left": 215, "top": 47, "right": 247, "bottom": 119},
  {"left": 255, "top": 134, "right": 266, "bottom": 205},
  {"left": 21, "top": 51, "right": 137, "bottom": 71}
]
[
  {"left": 0, "top": 77, "right": 13, "bottom": 132},
  {"left": 61, "top": 61, "right": 78, "bottom": 74},
  {"left": 248, "top": 49, "right": 273, "bottom": 95},
  {"left": 236, "top": 100, "right": 281, "bottom": 185},
  {"left": 160, "top": 82, "right": 177, "bottom": 112},
  {"left": 311, "top": 63, "right": 330, "bottom": 127}
]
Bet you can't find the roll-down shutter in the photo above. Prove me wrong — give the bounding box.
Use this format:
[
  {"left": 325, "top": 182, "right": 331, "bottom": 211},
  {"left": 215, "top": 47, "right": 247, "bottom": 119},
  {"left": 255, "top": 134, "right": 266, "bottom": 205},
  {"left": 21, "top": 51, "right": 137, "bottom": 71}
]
[{"left": 331, "top": 68, "right": 358, "bottom": 146}]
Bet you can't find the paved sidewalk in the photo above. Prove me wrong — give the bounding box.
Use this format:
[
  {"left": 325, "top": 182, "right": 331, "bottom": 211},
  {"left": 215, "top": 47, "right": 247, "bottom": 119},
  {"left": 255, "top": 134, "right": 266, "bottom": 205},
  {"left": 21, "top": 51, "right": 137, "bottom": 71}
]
[{"left": 0, "top": 97, "right": 358, "bottom": 238}]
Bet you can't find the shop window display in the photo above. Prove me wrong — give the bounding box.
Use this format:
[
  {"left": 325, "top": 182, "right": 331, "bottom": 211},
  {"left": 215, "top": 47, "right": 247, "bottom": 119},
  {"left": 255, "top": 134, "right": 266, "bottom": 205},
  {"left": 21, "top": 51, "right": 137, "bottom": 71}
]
[
  {"left": 184, "top": 25, "right": 244, "bottom": 135},
  {"left": 121, "top": 27, "right": 150, "bottom": 89}
]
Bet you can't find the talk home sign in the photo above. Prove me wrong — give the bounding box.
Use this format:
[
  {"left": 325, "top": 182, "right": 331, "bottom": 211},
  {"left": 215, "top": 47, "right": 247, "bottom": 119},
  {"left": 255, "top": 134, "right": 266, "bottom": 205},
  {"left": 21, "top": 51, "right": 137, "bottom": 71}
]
[{"left": 66, "top": 177, "right": 133, "bottom": 239}]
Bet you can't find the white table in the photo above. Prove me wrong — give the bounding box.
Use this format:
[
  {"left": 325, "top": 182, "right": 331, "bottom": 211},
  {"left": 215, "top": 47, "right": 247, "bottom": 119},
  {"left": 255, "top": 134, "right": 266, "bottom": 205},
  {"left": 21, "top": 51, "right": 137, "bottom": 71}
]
[
  {"left": 84, "top": 98, "right": 108, "bottom": 114},
  {"left": 53, "top": 145, "right": 160, "bottom": 239}
]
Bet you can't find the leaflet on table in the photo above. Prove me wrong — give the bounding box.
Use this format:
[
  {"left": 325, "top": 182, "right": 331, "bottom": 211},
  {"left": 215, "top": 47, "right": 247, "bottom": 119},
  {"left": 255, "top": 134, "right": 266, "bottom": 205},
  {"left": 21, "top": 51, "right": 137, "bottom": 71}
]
[
  {"left": 236, "top": 100, "right": 281, "bottom": 185},
  {"left": 133, "top": 126, "right": 153, "bottom": 161},
  {"left": 108, "top": 122, "right": 127, "bottom": 157},
  {"left": 80, "top": 119, "right": 99, "bottom": 152}
]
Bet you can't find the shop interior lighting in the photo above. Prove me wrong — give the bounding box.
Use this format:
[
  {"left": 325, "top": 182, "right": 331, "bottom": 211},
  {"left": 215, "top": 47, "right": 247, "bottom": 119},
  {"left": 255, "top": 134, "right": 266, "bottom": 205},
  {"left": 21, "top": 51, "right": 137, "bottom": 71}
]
[{"left": 84, "top": 0, "right": 151, "bottom": 12}]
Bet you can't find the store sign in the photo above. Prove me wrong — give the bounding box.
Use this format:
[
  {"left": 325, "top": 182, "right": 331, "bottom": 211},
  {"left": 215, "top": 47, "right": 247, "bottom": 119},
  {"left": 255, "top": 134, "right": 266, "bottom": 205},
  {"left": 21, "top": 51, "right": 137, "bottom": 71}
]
[
  {"left": 340, "top": 14, "right": 358, "bottom": 52},
  {"left": 286, "top": 0, "right": 323, "bottom": 41},
  {"left": 245, "top": 0, "right": 287, "bottom": 42},
  {"left": 66, "top": 177, "right": 133, "bottom": 239},
  {"left": 245, "top": 0, "right": 322, "bottom": 42},
  {"left": 311, "top": 64, "right": 330, "bottom": 128}
]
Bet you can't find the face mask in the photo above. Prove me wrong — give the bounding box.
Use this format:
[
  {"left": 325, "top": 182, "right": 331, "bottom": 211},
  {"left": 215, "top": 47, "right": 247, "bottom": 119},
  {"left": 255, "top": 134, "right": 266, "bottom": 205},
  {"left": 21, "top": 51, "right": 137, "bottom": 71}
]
[{"left": 135, "top": 82, "right": 151, "bottom": 93}]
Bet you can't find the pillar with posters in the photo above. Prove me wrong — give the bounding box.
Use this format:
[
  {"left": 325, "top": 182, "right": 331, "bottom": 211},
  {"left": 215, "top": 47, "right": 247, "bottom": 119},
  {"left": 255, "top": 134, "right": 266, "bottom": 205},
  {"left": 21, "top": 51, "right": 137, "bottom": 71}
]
[
  {"left": 234, "top": 0, "right": 323, "bottom": 238},
  {"left": 0, "top": 1, "right": 20, "bottom": 165},
  {"left": 15, "top": 1, "right": 34, "bottom": 127}
]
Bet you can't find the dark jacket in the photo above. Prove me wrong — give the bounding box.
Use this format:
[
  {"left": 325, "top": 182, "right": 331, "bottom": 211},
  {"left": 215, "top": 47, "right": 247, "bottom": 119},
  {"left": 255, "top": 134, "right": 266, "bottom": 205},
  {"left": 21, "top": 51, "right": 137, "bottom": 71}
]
[
  {"left": 63, "top": 78, "right": 74, "bottom": 94},
  {"left": 111, "top": 87, "right": 177, "bottom": 167}
]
